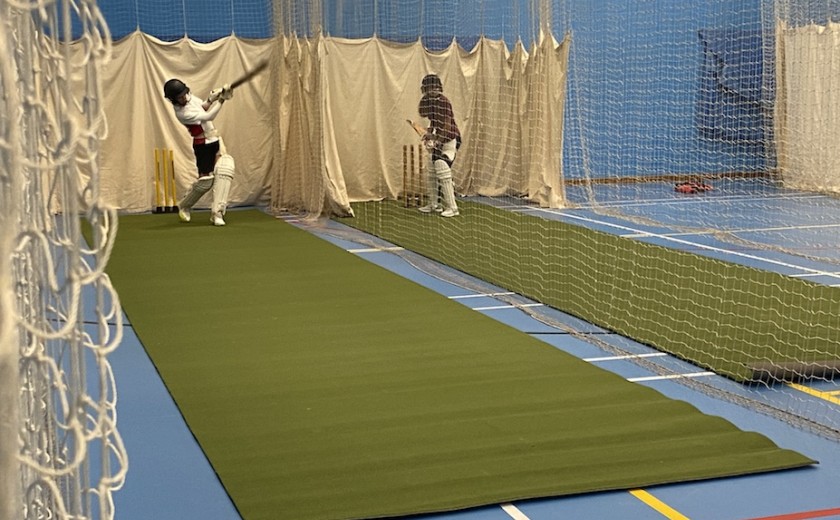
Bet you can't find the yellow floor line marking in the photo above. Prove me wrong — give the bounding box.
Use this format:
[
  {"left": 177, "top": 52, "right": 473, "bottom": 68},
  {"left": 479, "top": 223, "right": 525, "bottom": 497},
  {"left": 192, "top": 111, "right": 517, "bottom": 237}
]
[
  {"left": 787, "top": 383, "right": 840, "bottom": 406},
  {"left": 630, "top": 489, "right": 690, "bottom": 520}
]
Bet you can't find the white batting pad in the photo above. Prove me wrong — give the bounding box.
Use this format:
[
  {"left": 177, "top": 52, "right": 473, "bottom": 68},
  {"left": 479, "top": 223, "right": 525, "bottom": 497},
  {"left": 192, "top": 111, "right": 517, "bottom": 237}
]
[
  {"left": 179, "top": 175, "right": 214, "bottom": 210},
  {"left": 439, "top": 176, "right": 457, "bottom": 212},
  {"left": 212, "top": 154, "right": 235, "bottom": 217}
]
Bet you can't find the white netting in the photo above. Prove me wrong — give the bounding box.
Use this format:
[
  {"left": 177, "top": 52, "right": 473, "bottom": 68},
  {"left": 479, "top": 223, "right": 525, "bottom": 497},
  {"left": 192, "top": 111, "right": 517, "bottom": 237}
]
[
  {"left": 0, "top": 1, "right": 127, "bottom": 519},
  {"left": 270, "top": 0, "right": 567, "bottom": 217},
  {"left": 268, "top": 0, "right": 840, "bottom": 441}
]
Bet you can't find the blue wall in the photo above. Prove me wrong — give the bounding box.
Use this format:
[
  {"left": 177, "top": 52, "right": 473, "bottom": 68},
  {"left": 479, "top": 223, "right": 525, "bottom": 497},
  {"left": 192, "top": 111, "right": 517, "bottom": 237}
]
[
  {"left": 561, "top": 0, "right": 770, "bottom": 178},
  {"left": 101, "top": 0, "right": 536, "bottom": 47},
  {"left": 102, "top": 0, "right": 273, "bottom": 42}
]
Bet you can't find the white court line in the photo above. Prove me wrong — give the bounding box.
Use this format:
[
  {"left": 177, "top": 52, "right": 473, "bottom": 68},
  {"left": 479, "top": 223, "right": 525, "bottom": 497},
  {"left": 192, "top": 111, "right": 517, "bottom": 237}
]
[
  {"left": 790, "top": 272, "right": 840, "bottom": 278},
  {"left": 501, "top": 503, "right": 531, "bottom": 520},
  {"left": 473, "top": 303, "right": 544, "bottom": 312},
  {"left": 348, "top": 246, "right": 405, "bottom": 253},
  {"left": 513, "top": 192, "right": 821, "bottom": 212},
  {"left": 449, "top": 292, "right": 516, "bottom": 299},
  {"left": 628, "top": 372, "right": 715, "bottom": 383},
  {"left": 624, "top": 222, "right": 840, "bottom": 239},
  {"left": 580, "top": 193, "right": 824, "bottom": 210},
  {"left": 585, "top": 353, "right": 668, "bottom": 362}
]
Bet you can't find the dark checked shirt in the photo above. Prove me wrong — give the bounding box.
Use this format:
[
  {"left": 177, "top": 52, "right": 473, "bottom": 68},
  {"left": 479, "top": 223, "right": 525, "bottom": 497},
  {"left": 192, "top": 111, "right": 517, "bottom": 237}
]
[{"left": 418, "top": 93, "right": 460, "bottom": 144}]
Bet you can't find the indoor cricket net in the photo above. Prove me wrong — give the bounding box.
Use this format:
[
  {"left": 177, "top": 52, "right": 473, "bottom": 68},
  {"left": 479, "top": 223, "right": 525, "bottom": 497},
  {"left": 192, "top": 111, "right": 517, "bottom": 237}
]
[{"left": 271, "top": 0, "right": 840, "bottom": 442}]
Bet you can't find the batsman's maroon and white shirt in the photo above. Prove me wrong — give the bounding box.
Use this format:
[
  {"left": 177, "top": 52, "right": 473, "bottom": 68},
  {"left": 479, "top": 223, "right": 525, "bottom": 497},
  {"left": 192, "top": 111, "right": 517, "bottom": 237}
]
[{"left": 173, "top": 94, "right": 221, "bottom": 146}]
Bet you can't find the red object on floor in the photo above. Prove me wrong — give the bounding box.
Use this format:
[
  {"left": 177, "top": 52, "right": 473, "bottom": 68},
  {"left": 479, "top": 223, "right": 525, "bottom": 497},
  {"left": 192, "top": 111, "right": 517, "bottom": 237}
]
[{"left": 675, "top": 181, "right": 713, "bottom": 194}]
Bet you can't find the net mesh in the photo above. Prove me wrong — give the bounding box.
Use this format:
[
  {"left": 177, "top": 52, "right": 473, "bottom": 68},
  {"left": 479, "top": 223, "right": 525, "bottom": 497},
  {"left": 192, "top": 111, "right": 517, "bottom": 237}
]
[
  {"left": 0, "top": 1, "right": 127, "bottom": 518},
  {"left": 271, "top": 0, "right": 840, "bottom": 441}
]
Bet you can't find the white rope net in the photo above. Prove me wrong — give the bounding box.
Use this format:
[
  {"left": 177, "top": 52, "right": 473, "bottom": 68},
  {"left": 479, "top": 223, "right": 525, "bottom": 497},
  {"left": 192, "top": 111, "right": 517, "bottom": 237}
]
[
  {"left": 0, "top": 1, "right": 127, "bottom": 518},
  {"left": 269, "top": 0, "right": 840, "bottom": 441}
]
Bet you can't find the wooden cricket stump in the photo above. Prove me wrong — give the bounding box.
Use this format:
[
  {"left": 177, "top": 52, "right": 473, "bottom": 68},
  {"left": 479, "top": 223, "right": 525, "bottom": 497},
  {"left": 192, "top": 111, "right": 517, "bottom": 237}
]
[
  {"left": 153, "top": 147, "right": 178, "bottom": 213},
  {"left": 402, "top": 144, "right": 424, "bottom": 208}
]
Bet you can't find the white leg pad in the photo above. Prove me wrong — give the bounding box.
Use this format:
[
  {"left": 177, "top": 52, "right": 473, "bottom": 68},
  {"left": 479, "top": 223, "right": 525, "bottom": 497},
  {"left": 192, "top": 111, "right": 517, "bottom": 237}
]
[
  {"left": 179, "top": 175, "right": 214, "bottom": 209},
  {"left": 426, "top": 167, "right": 439, "bottom": 207},
  {"left": 439, "top": 177, "right": 457, "bottom": 212},
  {"left": 434, "top": 159, "right": 457, "bottom": 211},
  {"left": 212, "top": 154, "right": 235, "bottom": 218}
]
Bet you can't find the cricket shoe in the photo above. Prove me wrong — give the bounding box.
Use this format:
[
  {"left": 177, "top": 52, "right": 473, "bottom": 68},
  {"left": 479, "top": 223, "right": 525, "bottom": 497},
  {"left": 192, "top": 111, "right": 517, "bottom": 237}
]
[
  {"left": 211, "top": 214, "right": 226, "bottom": 227},
  {"left": 418, "top": 204, "right": 443, "bottom": 214},
  {"left": 178, "top": 207, "right": 191, "bottom": 222},
  {"left": 441, "top": 207, "right": 460, "bottom": 218}
]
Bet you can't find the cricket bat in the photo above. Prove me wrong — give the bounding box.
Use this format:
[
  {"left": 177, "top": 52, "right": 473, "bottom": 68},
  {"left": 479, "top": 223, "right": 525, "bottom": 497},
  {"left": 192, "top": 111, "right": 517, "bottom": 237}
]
[
  {"left": 230, "top": 60, "right": 269, "bottom": 90},
  {"left": 406, "top": 119, "right": 426, "bottom": 138}
]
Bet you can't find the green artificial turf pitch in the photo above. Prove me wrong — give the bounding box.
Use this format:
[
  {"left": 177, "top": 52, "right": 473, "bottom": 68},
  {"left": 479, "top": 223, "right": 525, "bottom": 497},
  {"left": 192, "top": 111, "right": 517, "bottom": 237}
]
[{"left": 103, "top": 209, "right": 814, "bottom": 520}]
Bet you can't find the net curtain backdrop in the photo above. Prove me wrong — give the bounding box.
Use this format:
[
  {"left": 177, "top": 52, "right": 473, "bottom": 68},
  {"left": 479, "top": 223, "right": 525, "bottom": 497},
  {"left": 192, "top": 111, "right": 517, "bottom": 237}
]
[
  {"left": 316, "top": 32, "right": 568, "bottom": 209},
  {"left": 87, "top": 31, "right": 568, "bottom": 213}
]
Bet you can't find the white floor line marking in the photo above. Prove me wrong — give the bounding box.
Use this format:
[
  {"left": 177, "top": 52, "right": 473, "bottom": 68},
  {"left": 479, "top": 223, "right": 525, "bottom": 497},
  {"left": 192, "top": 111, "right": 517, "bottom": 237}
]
[
  {"left": 501, "top": 503, "right": 531, "bottom": 520},
  {"left": 624, "top": 222, "right": 840, "bottom": 239},
  {"left": 473, "top": 303, "right": 544, "bottom": 311},
  {"left": 790, "top": 272, "right": 840, "bottom": 278},
  {"left": 529, "top": 210, "right": 840, "bottom": 279},
  {"left": 348, "top": 246, "right": 405, "bottom": 254},
  {"left": 523, "top": 192, "right": 822, "bottom": 211},
  {"left": 585, "top": 353, "right": 668, "bottom": 362},
  {"left": 628, "top": 372, "right": 715, "bottom": 382},
  {"left": 449, "top": 292, "right": 516, "bottom": 300}
]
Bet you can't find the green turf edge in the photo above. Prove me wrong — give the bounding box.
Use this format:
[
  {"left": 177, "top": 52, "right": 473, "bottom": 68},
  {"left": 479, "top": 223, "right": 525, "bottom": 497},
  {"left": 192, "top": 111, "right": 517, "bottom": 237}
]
[
  {"left": 99, "top": 210, "right": 816, "bottom": 520},
  {"left": 339, "top": 200, "right": 840, "bottom": 383}
]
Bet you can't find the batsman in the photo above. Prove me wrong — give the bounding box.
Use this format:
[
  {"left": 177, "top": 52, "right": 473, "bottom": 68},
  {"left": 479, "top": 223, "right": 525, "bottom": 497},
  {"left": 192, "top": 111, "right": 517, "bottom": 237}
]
[
  {"left": 163, "top": 78, "right": 236, "bottom": 226},
  {"left": 417, "top": 74, "right": 461, "bottom": 217}
]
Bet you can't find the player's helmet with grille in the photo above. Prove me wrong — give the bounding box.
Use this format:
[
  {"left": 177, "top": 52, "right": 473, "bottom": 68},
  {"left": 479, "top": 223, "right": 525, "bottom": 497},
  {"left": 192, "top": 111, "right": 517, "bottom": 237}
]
[
  {"left": 421, "top": 74, "right": 443, "bottom": 94},
  {"left": 163, "top": 79, "right": 189, "bottom": 104}
]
